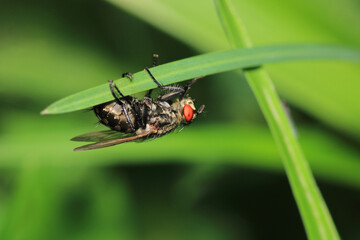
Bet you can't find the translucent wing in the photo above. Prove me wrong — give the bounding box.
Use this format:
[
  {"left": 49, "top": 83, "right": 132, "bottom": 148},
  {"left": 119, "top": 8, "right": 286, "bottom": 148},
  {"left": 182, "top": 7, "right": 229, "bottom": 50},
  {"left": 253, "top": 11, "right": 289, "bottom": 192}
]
[
  {"left": 71, "top": 130, "right": 133, "bottom": 142},
  {"left": 72, "top": 126, "right": 158, "bottom": 151}
]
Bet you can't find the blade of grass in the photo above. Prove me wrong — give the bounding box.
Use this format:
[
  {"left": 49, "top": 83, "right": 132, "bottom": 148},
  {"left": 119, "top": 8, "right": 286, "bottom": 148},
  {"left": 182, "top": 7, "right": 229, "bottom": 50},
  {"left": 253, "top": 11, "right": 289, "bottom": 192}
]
[
  {"left": 42, "top": 44, "right": 360, "bottom": 115},
  {"left": 107, "top": 0, "right": 360, "bottom": 140},
  {"left": 214, "top": 0, "right": 340, "bottom": 239}
]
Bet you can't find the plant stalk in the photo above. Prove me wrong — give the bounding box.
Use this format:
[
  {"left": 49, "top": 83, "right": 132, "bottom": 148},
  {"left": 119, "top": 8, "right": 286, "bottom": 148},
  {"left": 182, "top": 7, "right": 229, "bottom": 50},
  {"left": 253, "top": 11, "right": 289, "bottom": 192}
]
[{"left": 214, "top": 0, "right": 340, "bottom": 239}]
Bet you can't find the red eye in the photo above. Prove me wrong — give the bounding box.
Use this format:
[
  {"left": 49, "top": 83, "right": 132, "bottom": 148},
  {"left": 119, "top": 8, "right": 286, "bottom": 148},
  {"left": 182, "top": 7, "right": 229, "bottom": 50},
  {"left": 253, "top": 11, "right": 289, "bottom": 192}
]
[{"left": 183, "top": 104, "right": 193, "bottom": 122}]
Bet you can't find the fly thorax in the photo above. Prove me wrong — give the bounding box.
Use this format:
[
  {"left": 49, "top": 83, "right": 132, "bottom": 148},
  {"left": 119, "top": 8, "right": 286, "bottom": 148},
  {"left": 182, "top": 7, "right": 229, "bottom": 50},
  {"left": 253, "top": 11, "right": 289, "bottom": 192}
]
[{"left": 148, "top": 101, "right": 176, "bottom": 127}]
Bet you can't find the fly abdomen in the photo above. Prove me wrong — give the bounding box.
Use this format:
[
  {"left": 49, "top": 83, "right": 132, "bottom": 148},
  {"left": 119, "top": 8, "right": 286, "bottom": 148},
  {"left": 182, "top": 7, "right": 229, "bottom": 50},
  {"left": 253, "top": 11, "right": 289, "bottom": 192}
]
[{"left": 94, "top": 101, "right": 136, "bottom": 133}]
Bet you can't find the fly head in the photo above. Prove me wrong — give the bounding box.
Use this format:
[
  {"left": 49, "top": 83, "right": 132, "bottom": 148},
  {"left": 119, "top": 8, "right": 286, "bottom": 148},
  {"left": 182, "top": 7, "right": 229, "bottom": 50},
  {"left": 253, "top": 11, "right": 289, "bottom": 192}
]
[{"left": 174, "top": 98, "right": 205, "bottom": 125}]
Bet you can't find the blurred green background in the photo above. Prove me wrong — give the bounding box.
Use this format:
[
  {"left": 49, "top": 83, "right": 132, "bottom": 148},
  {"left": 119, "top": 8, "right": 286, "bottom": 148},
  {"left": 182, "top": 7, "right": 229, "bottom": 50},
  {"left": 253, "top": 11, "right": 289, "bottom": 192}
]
[{"left": 0, "top": 0, "right": 359, "bottom": 239}]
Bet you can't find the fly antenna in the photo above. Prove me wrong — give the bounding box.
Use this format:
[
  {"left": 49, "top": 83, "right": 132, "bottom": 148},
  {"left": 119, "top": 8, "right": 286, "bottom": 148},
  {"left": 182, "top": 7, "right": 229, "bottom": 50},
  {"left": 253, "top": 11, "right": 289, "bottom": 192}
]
[{"left": 197, "top": 105, "right": 205, "bottom": 114}]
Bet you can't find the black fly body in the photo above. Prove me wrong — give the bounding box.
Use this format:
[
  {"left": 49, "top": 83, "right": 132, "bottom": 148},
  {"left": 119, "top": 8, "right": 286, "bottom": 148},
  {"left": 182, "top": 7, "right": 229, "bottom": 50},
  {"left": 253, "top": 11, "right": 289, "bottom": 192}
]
[{"left": 72, "top": 54, "right": 205, "bottom": 151}]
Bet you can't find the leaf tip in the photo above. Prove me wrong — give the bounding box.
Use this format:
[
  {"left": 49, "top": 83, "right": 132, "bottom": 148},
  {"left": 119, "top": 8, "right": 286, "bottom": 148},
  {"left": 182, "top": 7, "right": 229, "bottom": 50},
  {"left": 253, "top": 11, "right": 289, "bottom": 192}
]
[{"left": 40, "top": 109, "right": 49, "bottom": 115}]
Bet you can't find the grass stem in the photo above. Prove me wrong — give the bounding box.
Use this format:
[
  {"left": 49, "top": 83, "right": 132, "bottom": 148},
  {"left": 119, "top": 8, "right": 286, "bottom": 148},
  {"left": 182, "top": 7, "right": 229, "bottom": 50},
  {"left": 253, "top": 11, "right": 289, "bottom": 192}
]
[{"left": 214, "top": 0, "right": 340, "bottom": 238}]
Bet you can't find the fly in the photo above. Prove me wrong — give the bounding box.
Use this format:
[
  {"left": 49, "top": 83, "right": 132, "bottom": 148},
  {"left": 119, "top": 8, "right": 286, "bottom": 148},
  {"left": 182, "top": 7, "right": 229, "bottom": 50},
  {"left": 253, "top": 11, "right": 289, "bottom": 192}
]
[{"left": 72, "top": 54, "right": 205, "bottom": 151}]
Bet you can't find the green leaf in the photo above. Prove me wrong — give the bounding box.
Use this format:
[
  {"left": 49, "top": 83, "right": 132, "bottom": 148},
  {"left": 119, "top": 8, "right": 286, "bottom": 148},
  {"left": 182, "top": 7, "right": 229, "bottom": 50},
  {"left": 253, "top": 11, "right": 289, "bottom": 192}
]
[
  {"left": 213, "top": 0, "right": 340, "bottom": 239},
  {"left": 108, "top": 0, "right": 360, "bottom": 138},
  {"left": 42, "top": 44, "right": 360, "bottom": 115}
]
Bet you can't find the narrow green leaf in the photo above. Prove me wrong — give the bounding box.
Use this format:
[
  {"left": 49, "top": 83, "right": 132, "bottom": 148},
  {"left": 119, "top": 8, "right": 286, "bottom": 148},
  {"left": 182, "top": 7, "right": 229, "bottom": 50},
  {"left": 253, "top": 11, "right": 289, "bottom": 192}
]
[
  {"left": 42, "top": 44, "right": 360, "bottom": 115},
  {"left": 214, "top": 0, "right": 340, "bottom": 239},
  {"left": 108, "top": 0, "right": 360, "bottom": 139},
  {"left": 214, "top": 0, "right": 252, "bottom": 48}
]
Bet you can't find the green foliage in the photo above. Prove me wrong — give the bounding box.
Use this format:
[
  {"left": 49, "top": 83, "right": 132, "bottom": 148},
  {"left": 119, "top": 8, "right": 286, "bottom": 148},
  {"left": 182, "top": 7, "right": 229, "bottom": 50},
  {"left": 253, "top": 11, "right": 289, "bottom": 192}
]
[
  {"left": 214, "top": 0, "right": 340, "bottom": 239},
  {"left": 109, "top": 0, "right": 360, "bottom": 137},
  {"left": 43, "top": 44, "right": 360, "bottom": 114},
  {"left": 1, "top": 0, "right": 359, "bottom": 239}
]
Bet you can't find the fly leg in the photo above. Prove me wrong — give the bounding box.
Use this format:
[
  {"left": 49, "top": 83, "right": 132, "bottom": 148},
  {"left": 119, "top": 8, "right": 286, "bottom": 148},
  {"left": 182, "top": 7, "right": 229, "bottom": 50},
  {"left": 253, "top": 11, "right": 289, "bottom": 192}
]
[
  {"left": 118, "top": 54, "right": 160, "bottom": 128},
  {"left": 152, "top": 53, "right": 159, "bottom": 67},
  {"left": 141, "top": 102, "right": 149, "bottom": 129},
  {"left": 144, "top": 68, "right": 204, "bottom": 101},
  {"left": 144, "top": 68, "right": 185, "bottom": 100},
  {"left": 122, "top": 72, "right": 133, "bottom": 80},
  {"left": 109, "top": 80, "right": 136, "bottom": 131},
  {"left": 109, "top": 80, "right": 147, "bottom": 132},
  {"left": 161, "top": 76, "right": 204, "bottom": 101},
  {"left": 160, "top": 76, "right": 204, "bottom": 101},
  {"left": 110, "top": 81, "right": 144, "bottom": 129},
  {"left": 135, "top": 53, "right": 160, "bottom": 126},
  {"left": 145, "top": 54, "right": 160, "bottom": 98}
]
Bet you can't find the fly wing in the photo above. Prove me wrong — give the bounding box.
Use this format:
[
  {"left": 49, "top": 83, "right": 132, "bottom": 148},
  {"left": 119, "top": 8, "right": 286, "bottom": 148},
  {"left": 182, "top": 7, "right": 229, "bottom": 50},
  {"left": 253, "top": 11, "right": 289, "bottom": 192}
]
[
  {"left": 73, "top": 125, "right": 158, "bottom": 151},
  {"left": 71, "top": 130, "right": 133, "bottom": 142}
]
